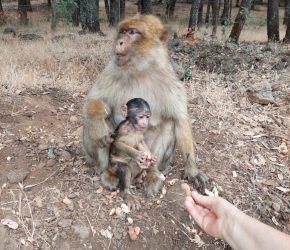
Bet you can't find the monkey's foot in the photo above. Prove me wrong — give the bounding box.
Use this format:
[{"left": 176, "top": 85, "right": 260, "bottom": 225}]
[
  {"left": 143, "top": 171, "right": 164, "bottom": 197},
  {"left": 124, "top": 194, "right": 141, "bottom": 211},
  {"left": 184, "top": 168, "right": 209, "bottom": 193}
]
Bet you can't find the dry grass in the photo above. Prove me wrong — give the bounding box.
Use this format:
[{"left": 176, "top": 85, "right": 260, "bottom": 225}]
[
  {"left": 0, "top": 1, "right": 287, "bottom": 94},
  {"left": 0, "top": 28, "right": 114, "bottom": 93}
]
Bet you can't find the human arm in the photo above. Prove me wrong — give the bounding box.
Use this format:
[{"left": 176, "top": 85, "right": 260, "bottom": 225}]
[{"left": 184, "top": 192, "right": 290, "bottom": 250}]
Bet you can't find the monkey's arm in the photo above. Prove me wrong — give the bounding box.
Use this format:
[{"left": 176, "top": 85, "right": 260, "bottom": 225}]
[
  {"left": 84, "top": 99, "right": 113, "bottom": 148},
  {"left": 114, "top": 141, "right": 141, "bottom": 160},
  {"left": 175, "top": 119, "right": 208, "bottom": 188}
]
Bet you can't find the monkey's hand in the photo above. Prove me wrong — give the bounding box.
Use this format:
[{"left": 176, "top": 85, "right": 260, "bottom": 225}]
[
  {"left": 87, "top": 119, "right": 113, "bottom": 148},
  {"left": 184, "top": 154, "right": 209, "bottom": 191},
  {"left": 135, "top": 151, "right": 147, "bottom": 166}
]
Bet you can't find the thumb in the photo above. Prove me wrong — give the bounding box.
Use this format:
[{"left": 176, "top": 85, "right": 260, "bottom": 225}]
[{"left": 192, "top": 191, "right": 214, "bottom": 210}]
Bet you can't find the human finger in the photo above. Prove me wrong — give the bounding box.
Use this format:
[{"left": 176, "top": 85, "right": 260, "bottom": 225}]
[{"left": 192, "top": 191, "right": 215, "bottom": 210}]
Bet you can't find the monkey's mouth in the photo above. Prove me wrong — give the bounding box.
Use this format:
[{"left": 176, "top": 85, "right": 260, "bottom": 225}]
[{"left": 116, "top": 53, "right": 129, "bottom": 66}]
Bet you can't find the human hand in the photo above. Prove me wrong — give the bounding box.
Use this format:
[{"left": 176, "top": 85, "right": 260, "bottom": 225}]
[{"left": 184, "top": 192, "right": 238, "bottom": 240}]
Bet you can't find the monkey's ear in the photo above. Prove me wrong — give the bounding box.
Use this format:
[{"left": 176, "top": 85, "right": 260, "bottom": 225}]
[
  {"left": 120, "top": 104, "right": 128, "bottom": 119},
  {"left": 160, "top": 30, "right": 169, "bottom": 44}
]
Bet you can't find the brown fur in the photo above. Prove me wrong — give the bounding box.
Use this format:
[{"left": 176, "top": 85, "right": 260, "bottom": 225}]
[{"left": 83, "top": 15, "right": 207, "bottom": 197}]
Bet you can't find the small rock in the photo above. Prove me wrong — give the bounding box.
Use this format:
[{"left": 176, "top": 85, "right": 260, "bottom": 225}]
[
  {"left": 1, "top": 219, "right": 18, "bottom": 230},
  {"left": 127, "top": 217, "right": 133, "bottom": 224},
  {"left": 73, "top": 225, "right": 90, "bottom": 239},
  {"left": 63, "top": 197, "right": 72, "bottom": 205},
  {"left": 272, "top": 203, "right": 280, "bottom": 212},
  {"left": 59, "top": 151, "right": 71, "bottom": 161},
  {"left": 46, "top": 159, "right": 56, "bottom": 167},
  {"left": 7, "top": 169, "right": 29, "bottom": 184},
  {"left": 58, "top": 219, "right": 72, "bottom": 228},
  {"left": 23, "top": 111, "right": 35, "bottom": 117},
  {"left": 69, "top": 116, "right": 79, "bottom": 123},
  {"left": 60, "top": 231, "right": 67, "bottom": 239},
  {"left": 34, "top": 196, "right": 43, "bottom": 208},
  {"left": 38, "top": 144, "right": 49, "bottom": 151}
]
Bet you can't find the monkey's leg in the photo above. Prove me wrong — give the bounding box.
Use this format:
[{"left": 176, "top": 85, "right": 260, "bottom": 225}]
[
  {"left": 175, "top": 120, "right": 208, "bottom": 190},
  {"left": 101, "top": 167, "right": 119, "bottom": 190},
  {"left": 144, "top": 121, "right": 175, "bottom": 197},
  {"left": 117, "top": 164, "right": 141, "bottom": 210}
]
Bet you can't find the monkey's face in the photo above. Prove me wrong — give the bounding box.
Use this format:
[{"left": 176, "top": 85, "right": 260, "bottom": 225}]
[
  {"left": 115, "top": 28, "right": 142, "bottom": 66},
  {"left": 132, "top": 111, "right": 150, "bottom": 132}
]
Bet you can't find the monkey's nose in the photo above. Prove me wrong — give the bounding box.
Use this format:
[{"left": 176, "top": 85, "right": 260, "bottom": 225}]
[{"left": 120, "top": 41, "right": 123, "bottom": 45}]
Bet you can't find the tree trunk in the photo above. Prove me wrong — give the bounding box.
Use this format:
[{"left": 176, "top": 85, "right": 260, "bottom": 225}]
[
  {"left": 284, "top": 11, "right": 290, "bottom": 42},
  {"left": 104, "top": 0, "right": 110, "bottom": 21},
  {"left": 18, "top": 0, "right": 32, "bottom": 12},
  {"left": 236, "top": 0, "right": 240, "bottom": 6},
  {"left": 27, "top": 0, "right": 32, "bottom": 11},
  {"left": 229, "top": 0, "right": 253, "bottom": 43},
  {"left": 0, "top": 0, "right": 5, "bottom": 25},
  {"left": 188, "top": 0, "right": 201, "bottom": 36},
  {"left": 166, "top": 0, "right": 177, "bottom": 18},
  {"left": 47, "top": 0, "right": 51, "bottom": 7},
  {"left": 197, "top": 0, "right": 204, "bottom": 24},
  {"left": 140, "top": 0, "right": 152, "bottom": 14},
  {"left": 267, "top": 0, "right": 279, "bottom": 41},
  {"left": 283, "top": 0, "right": 290, "bottom": 24},
  {"left": 51, "top": 0, "right": 56, "bottom": 30},
  {"left": 165, "top": 0, "right": 177, "bottom": 18},
  {"left": 120, "top": 0, "right": 125, "bottom": 19},
  {"left": 71, "top": 0, "right": 80, "bottom": 26},
  {"left": 80, "top": 0, "right": 101, "bottom": 32},
  {"left": 109, "top": 0, "right": 120, "bottom": 26},
  {"left": 211, "top": 0, "right": 219, "bottom": 36},
  {"left": 205, "top": 0, "right": 212, "bottom": 23},
  {"left": 19, "top": 0, "right": 29, "bottom": 25},
  {"left": 221, "top": 0, "right": 230, "bottom": 25},
  {"left": 0, "top": 0, "right": 3, "bottom": 12}
]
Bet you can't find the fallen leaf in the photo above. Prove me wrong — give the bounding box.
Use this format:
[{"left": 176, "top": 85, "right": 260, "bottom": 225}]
[
  {"left": 128, "top": 226, "right": 138, "bottom": 241},
  {"left": 262, "top": 179, "right": 277, "bottom": 186},
  {"left": 272, "top": 216, "right": 280, "bottom": 226},
  {"left": 109, "top": 208, "right": 116, "bottom": 216},
  {"left": 244, "top": 162, "right": 253, "bottom": 170},
  {"left": 276, "top": 187, "right": 290, "bottom": 193},
  {"left": 232, "top": 171, "right": 238, "bottom": 178},
  {"left": 277, "top": 174, "right": 283, "bottom": 181},
  {"left": 100, "top": 229, "right": 112, "bottom": 239}
]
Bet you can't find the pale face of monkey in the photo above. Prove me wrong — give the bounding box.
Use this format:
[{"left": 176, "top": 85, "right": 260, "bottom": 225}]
[
  {"left": 134, "top": 111, "right": 150, "bottom": 132},
  {"left": 115, "top": 28, "right": 141, "bottom": 66}
]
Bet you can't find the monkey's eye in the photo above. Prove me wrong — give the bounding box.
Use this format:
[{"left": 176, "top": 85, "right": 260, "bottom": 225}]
[
  {"left": 138, "top": 115, "right": 144, "bottom": 119},
  {"left": 127, "top": 28, "right": 140, "bottom": 35}
]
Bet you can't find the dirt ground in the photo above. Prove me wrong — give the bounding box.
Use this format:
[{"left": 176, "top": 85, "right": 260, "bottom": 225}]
[{"left": 0, "top": 1, "right": 290, "bottom": 249}]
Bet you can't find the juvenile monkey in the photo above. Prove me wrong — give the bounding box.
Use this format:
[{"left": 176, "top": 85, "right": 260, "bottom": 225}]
[
  {"left": 102, "top": 98, "right": 164, "bottom": 209},
  {"left": 83, "top": 15, "right": 208, "bottom": 197}
]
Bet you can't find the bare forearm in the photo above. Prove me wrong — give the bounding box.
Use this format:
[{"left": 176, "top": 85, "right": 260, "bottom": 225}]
[{"left": 224, "top": 209, "right": 290, "bottom": 250}]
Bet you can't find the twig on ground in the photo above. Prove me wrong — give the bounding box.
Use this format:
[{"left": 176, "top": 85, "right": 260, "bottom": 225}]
[
  {"left": 23, "top": 167, "right": 60, "bottom": 189},
  {"left": 85, "top": 214, "right": 96, "bottom": 237}
]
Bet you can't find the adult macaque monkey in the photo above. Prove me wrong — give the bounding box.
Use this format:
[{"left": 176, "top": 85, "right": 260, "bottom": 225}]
[{"left": 83, "top": 14, "right": 208, "bottom": 197}]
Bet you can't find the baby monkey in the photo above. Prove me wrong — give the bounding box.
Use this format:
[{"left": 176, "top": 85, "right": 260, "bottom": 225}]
[{"left": 102, "top": 98, "right": 159, "bottom": 209}]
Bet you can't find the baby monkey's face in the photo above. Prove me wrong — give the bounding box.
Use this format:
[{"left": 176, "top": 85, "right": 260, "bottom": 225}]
[{"left": 135, "top": 111, "right": 151, "bottom": 132}]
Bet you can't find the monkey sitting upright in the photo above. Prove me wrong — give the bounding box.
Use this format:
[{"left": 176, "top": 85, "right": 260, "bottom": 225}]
[{"left": 102, "top": 98, "right": 164, "bottom": 210}]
